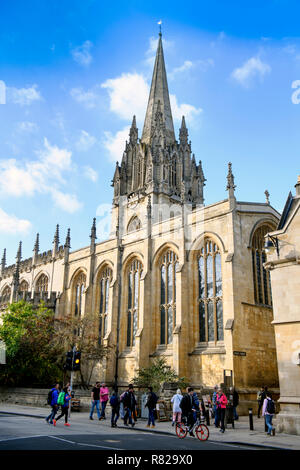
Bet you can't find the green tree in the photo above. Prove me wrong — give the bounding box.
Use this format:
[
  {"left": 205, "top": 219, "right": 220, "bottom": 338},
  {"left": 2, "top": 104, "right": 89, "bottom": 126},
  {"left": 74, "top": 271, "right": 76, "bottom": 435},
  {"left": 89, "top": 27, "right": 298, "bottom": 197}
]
[
  {"left": 0, "top": 301, "right": 108, "bottom": 387},
  {"left": 0, "top": 301, "right": 63, "bottom": 386},
  {"left": 132, "top": 357, "right": 188, "bottom": 393}
]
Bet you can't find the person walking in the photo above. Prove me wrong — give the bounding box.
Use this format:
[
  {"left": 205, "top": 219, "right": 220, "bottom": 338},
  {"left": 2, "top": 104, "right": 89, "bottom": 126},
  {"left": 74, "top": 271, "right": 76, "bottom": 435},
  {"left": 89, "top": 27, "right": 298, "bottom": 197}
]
[
  {"left": 53, "top": 387, "right": 71, "bottom": 427},
  {"left": 123, "top": 384, "right": 137, "bottom": 427},
  {"left": 171, "top": 389, "right": 183, "bottom": 426},
  {"left": 45, "top": 383, "right": 60, "bottom": 425},
  {"left": 192, "top": 391, "right": 200, "bottom": 422},
  {"left": 257, "top": 386, "right": 266, "bottom": 418},
  {"left": 217, "top": 388, "right": 228, "bottom": 433},
  {"left": 145, "top": 386, "right": 158, "bottom": 428},
  {"left": 232, "top": 387, "right": 239, "bottom": 421},
  {"left": 262, "top": 391, "right": 276, "bottom": 436},
  {"left": 179, "top": 387, "right": 196, "bottom": 437},
  {"left": 99, "top": 383, "right": 109, "bottom": 420},
  {"left": 212, "top": 385, "right": 219, "bottom": 427},
  {"left": 89, "top": 382, "right": 101, "bottom": 421},
  {"left": 110, "top": 387, "right": 120, "bottom": 428}
]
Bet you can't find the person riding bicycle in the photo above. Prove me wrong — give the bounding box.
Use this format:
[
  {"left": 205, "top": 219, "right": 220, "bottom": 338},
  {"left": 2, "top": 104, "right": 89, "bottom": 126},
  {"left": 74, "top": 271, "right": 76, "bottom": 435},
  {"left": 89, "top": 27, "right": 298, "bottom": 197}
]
[{"left": 180, "top": 387, "right": 197, "bottom": 437}]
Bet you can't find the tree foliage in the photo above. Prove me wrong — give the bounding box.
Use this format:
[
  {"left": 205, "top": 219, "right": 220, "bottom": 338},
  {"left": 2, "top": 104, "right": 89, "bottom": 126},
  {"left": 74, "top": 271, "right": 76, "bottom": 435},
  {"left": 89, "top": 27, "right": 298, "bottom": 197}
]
[
  {"left": 0, "top": 301, "right": 108, "bottom": 387},
  {"left": 132, "top": 357, "right": 188, "bottom": 393}
]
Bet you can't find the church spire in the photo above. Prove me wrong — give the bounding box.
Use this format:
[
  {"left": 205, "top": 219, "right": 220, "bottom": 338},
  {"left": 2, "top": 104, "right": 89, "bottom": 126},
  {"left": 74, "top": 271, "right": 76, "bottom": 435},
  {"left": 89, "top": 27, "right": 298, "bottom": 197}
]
[{"left": 141, "top": 32, "right": 175, "bottom": 145}]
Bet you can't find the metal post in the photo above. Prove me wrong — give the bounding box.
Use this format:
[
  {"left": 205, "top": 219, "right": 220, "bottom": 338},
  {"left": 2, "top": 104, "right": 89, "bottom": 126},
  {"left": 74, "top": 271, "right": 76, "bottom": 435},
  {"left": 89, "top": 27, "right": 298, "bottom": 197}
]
[
  {"left": 249, "top": 408, "right": 254, "bottom": 430},
  {"left": 68, "top": 346, "right": 76, "bottom": 421}
]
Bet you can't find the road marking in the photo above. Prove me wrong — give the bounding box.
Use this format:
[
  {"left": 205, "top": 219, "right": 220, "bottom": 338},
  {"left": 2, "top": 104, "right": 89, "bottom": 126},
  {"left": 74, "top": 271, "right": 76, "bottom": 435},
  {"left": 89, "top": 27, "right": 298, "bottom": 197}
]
[{"left": 48, "top": 435, "right": 124, "bottom": 450}]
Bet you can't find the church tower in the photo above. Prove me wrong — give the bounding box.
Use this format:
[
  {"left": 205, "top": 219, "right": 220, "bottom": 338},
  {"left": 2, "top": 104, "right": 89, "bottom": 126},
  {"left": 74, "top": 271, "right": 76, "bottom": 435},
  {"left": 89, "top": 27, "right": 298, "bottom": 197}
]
[{"left": 111, "top": 32, "right": 205, "bottom": 236}]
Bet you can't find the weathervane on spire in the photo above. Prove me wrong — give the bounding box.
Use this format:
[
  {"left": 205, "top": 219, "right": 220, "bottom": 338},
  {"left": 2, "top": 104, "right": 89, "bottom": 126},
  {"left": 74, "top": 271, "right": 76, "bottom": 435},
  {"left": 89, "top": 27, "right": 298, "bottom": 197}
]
[{"left": 158, "top": 19, "right": 162, "bottom": 36}]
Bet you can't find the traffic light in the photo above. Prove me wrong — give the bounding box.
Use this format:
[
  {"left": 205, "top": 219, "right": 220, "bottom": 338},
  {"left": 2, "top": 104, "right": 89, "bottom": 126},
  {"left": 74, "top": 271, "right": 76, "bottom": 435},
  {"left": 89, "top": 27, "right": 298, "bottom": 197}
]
[
  {"left": 64, "top": 351, "right": 73, "bottom": 371},
  {"left": 73, "top": 351, "right": 81, "bottom": 371}
]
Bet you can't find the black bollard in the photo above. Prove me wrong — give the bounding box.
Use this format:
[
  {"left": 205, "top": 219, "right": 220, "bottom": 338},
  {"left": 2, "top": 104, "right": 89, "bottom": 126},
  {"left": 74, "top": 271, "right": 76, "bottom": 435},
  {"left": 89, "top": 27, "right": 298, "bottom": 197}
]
[
  {"left": 249, "top": 408, "right": 254, "bottom": 430},
  {"left": 206, "top": 409, "right": 210, "bottom": 426}
]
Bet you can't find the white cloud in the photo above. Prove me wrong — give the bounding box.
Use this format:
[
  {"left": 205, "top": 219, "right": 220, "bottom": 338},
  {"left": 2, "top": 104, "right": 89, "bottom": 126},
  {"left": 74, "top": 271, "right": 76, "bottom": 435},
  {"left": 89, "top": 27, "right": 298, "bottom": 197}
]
[
  {"left": 170, "top": 94, "right": 202, "bottom": 123},
  {"left": 169, "top": 60, "right": 194, "bottom": 79},
  {"left": 83, "top": 166, "right": 98, "bottom": 182},
  {"left": 8, "top": 84, "right": 42, "bottom": 106},
  {"left": 0, "top": 139, "right": 82, "bottom": 213},
  {"left": 50, "top": 189, "right": 83, "bottom": 213},
  {"left": 70, "top": 87, "right": 98, "bottom": 108},
  {"left": 0, "top": 208, "right": 31, "bottom": 235},
  {"left": 103, "top": 126, "right": 130, "bottom": 162},
  {"left": 231, "top": 57, "right": 271, "bottom": 87},
  {"left": 101, "top": 73, "right": 149, "bottom": 121},
  {"left": 76, "top": 130, "right": 97, "bottom": 152},
  {"left": 71, "top": 40, "right": 93, "bottom": 67}
]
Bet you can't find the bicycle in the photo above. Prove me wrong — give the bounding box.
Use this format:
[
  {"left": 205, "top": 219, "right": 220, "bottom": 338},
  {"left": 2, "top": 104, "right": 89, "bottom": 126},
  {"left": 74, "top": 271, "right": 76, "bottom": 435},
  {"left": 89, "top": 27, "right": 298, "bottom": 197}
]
[{"left": 175, "top": 413, "right": 209, "bottom": 441}]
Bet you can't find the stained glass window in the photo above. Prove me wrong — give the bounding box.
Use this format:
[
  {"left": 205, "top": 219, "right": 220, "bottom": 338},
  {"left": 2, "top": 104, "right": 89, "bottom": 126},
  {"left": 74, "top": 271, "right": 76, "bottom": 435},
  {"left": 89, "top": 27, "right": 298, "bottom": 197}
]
[
  {"left": 99, "top": 267, "right": 112, "bottom": 344},
  {"left": 126, "top": 259, "right": 142, "bottom": 347},
  {"left": 35, "top": 274, "right": 48, "bottom": 293},
  {"left": 160, "top": 250, "right": 177, "bottom": 345},
  {"left": 251, "top": 224, "right": 273, "bottom": 306},
  {"left": 197, "top": 239, "right": 223, "bottom": 343}
]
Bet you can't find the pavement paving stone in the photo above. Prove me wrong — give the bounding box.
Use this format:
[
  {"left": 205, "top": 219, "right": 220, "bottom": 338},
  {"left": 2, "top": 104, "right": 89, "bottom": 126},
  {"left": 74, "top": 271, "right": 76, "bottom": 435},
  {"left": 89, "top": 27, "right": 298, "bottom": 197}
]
[{"left": 0, "top": 404, "right": 299, "bottom": 450}]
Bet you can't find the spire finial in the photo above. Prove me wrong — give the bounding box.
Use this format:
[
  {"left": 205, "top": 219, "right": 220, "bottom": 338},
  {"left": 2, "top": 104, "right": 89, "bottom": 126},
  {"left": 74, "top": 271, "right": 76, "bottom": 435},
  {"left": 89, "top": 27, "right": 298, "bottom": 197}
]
[
  {"left": 64, "top": 228, "right": 71, "bottom": 249},
  {"left": 265, "top": 189, "right": 270, "bottom": 204},
  {"left": 1, "top": 248, "right": 6, "bottom": 271},
  {"left": 90, "top": 217, "right": 97, "bottom": 240},
  {"left": 33, "top": 233, "right": 40, "bottom": 253},
  {"left": 53, "top": 224, "right": 59, "bottom": 248},
  {"left": 158, "top": 20, "right": 162, "bottom": 36}
]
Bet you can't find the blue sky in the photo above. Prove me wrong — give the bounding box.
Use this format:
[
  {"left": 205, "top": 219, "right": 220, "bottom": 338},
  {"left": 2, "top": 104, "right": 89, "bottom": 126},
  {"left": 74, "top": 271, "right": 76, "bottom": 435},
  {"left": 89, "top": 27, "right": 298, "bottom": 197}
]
[{"left": 0, "top": 0, "right": 299, "bottom": 264}]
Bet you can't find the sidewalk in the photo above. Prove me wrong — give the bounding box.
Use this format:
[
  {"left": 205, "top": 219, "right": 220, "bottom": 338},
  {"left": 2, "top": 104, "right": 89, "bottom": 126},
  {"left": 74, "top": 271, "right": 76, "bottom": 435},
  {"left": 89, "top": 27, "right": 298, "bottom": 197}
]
[{"left": 0, "top": 404, "right": 299, "bottom": 450}]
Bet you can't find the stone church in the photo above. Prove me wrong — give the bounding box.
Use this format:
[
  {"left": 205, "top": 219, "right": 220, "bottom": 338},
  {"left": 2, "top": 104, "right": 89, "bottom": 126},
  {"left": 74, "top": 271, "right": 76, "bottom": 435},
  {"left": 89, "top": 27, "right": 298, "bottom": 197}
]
[{"left": 0, "top": 33, "right": 280, "bottom": 397}]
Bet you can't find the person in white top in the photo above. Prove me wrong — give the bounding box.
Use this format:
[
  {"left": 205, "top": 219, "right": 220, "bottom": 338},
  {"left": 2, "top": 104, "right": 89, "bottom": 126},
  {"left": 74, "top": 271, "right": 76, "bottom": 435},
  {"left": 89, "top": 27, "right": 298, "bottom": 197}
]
[
  {"left": 171, "top": 389, "right": 183, "bottom": 426},
  {"left": 262, "top": 391, "right": 276, "bottom": 436}
]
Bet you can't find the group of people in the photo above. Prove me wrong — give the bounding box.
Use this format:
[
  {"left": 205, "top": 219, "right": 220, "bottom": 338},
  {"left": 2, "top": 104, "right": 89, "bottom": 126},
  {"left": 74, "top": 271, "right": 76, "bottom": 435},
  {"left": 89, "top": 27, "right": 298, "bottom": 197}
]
[
  {"left": 45, "top": 382, "right": 72, "bottom": 426},
  {"left": 46, "top": 381, "right": 275, "bottom": 436},
  {"left": 89, "top": 383, "right": 157, "bottom": 429}
]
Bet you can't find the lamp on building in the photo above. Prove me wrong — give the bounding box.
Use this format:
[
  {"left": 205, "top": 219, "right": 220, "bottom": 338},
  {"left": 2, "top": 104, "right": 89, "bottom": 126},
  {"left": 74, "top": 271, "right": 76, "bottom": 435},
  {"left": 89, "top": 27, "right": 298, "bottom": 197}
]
[{"left": 264, "top": 235, "right": 280, "bottom": 257}]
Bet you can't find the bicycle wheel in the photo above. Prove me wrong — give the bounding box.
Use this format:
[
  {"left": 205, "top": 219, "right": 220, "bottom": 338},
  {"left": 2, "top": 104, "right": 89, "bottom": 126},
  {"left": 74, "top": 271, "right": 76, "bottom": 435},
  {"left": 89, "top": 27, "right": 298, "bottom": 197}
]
[
  {"left": 175, "top": 422, "right": 188, "bottom": 439},
  {"left": 195, "top": 423, "right": 209, "bottom": 441}
]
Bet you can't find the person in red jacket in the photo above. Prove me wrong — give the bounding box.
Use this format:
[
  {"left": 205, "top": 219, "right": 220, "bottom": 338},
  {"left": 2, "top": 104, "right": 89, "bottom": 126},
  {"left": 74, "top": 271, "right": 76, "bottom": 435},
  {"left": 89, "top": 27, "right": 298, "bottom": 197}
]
[{"left": 217, "top": 388, "right": 228, "bottom": 433}]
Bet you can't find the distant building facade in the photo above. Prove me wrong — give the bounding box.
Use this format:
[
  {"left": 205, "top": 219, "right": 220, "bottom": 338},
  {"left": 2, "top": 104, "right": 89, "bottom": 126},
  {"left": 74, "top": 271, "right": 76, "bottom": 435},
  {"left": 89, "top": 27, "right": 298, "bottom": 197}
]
[
  {"left": 265, "top": 176, "right": 300, "bottom": 435},
  {"left": 0, "top": 33, "right": 280, "bottom": 398}
]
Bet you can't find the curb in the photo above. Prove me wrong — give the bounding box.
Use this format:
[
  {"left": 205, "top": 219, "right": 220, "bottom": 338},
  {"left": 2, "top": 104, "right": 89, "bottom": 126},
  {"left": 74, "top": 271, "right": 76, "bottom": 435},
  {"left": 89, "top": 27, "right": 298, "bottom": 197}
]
[{"left": 0, "top": 410, "right": 294, "bottom": 451}]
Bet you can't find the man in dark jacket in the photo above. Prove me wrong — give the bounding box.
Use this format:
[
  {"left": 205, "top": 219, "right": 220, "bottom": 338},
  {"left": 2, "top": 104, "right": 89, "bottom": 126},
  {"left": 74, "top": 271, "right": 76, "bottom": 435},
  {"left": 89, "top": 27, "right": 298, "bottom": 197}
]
[
  {"left": 123, "top": 384, "right": 137, "bottom": 427},
  {"left": 110, "top": 387, "right": 120, "bottom": 428},
  {"left": 146, "top": 386, "right": 158, "bottom": 428},
  {"left": 232, "top": 387, "right": 239, "bottom": 420},
  {"left": 45, "top": 383, "right": 60, "bottom": 425},
  {"left": 180, "top": 387, "right": 196, "bottom": 436}
]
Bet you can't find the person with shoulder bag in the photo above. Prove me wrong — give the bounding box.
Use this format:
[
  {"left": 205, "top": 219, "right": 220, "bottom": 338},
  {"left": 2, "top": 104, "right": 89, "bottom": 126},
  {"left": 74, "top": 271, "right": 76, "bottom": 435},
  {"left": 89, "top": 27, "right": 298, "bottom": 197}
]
[{"left": 53, "top": 387, "right": 72, "bottom": 427}]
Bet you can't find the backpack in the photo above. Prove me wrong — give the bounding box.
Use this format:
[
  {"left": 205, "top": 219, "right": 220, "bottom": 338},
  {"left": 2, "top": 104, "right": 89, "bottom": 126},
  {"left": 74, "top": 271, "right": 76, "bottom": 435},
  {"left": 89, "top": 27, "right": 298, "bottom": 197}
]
[
  {"left": 47, "top": 389, "right": 53, "bottom": 405},
  {"left": 266, "top": 399, "right": 275, "bottom": 415},
  {"left": 110, "top": 394, "right": 119, "bottom": 408},
  {"left": 57, "top": 391, "right": 65, "bottom": 406}
]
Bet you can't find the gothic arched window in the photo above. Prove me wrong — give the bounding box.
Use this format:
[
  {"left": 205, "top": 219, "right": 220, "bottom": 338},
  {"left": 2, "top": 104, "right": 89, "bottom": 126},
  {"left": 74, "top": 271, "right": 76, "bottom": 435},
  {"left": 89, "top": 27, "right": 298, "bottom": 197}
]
[
  {"left": 1, "top": 285, "right": 11, "bottom": 303},
  {"left": 251, "top": 224, "right": 273, "bottom": 306},
  {"left": 160, "top": 250, "right": 178, "bottom": 345},
  {"left": 35, "top": 274, "right": 48, "bottom": 293},
  {"left": 20, "top": 280, "right": 29, "bottom": 292},
  {"left": 126, "top": 259, "right": 143, "bottom": 347},
  {"left": 99, "top": 267, "right": 112, "bottom": 344},
  {"left": 198, "top": 239, "right": 223, "bottom": 343},
  {"left": 73, "top": 272, "right": 86, "bottom": 317},
  {"left": 127, "top": 216, "right": 141, "bottom": 233}
]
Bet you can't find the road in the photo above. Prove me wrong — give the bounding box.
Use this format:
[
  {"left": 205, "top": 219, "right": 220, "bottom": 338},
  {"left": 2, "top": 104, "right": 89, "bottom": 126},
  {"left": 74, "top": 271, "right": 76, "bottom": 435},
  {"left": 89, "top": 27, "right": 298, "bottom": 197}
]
[{"left": 0, "top": 412, "right": 266, "bottom": 452}]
